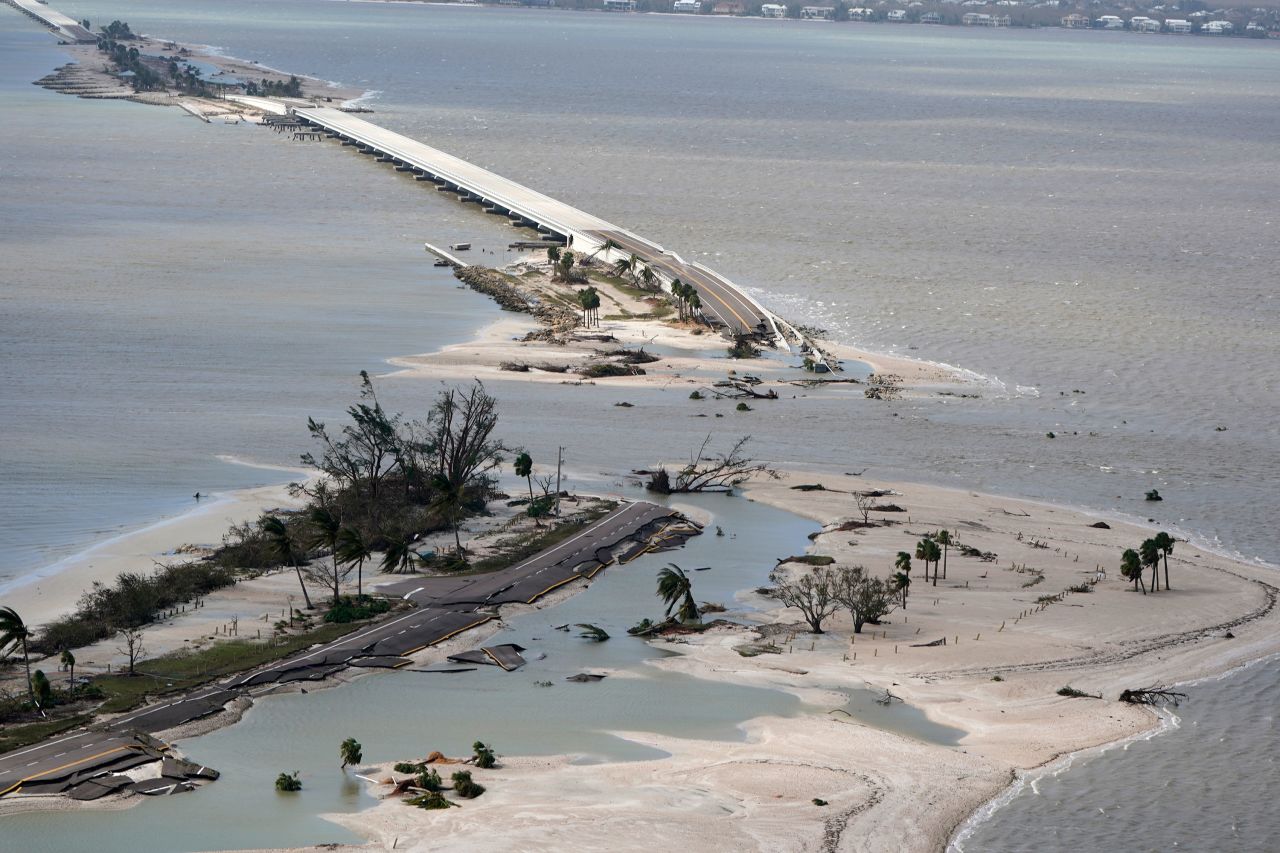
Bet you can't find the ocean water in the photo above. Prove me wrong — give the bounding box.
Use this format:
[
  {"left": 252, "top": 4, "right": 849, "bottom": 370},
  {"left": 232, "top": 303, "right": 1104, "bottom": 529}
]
[{"left": 1, "top": 2, "right": 1277, "bottom": 848}]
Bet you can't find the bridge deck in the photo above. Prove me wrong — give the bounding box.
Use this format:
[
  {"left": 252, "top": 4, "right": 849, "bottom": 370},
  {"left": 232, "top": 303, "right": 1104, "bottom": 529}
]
[
  {"left": 4, "top": 0, "right": 95, "bottom": 41},
  {"left": 290, "top": 106, "right": 771, "bottom": 336}
]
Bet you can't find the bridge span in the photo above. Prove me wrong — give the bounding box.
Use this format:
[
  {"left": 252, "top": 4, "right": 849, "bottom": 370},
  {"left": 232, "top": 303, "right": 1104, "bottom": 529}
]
[
  {"left": 244, "top": 101, "right": 785, "bottom": 340},
  {"left": 3, "top": 0, "right": 96, "bottom": 42}
]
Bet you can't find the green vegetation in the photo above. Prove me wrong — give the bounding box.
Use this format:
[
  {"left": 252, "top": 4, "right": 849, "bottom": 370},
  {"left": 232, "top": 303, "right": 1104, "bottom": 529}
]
[
  {"left": 451, "top": 770, "right": 485, "bottom": 799},
  {"left": 91, "top": 621, "right": 363, "bottom": 714},
  {"left": 243, "top": 76, "right": 303, "bottom": 98},
  {"left": 275, "top": 771, "right": 302, "bottom": 792},
  {"left": 736, "top": 402, "right": 751, "bottom": 412},
  {"left": 1057, "top": 686, "right": 1099, "bottom": 699},
  {"left": 323, "top": 595, "right": 390, "bottom": 624},
  {"left": 579, "top": 362, "right": 646, "bottom": 379},
  {"left": 0, "top": 606, "right": 34, "bottom": 706},
  {"left": 416, "top": 768, "right": 443, "bottom": 792},
  {"left": 656, "top": 564, "right": 700, "bottom": 624},
  {"left": 0, "top": 714, "right": 92, "bottom": 753},
  {"left": 576, "top": 623, "right": 610, "bottom": 642},
  {"left": 407, "top": 791, "right": 454, "bottom": 809},
  {"left": 394, "top": 761, "right": 424, "bottom": 775},
  {"left": 32, "top": 562, "right": 238, "bottom": 655},
  {"left": 576, "top": 286, "right": 601, "bottom": 327},
  {"left": 473, "top": 741, "right": 496, "bottom": 769},
  {"left": 340, "top": 737, "right": 362, "bottom": 769}
]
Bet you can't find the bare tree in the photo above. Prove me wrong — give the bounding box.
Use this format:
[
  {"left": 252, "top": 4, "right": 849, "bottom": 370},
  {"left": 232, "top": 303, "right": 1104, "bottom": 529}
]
[
  {"left": 768, "top": 565, "right": 840, "bottom": 634},
  {"left": 116, "top": 627, "right": 145, "bottom": 676},
  {"left": 854, "top": 492, "right": 875, "bottom": 526},
  {"left": 646, "top": 435, "right": 777, "bottom": 494},
  {"left": 431, "top": 382, "right": 507, "bottom": 556},
  {"left": 833, "top": 566, "right": 898, "bottom": 634}
]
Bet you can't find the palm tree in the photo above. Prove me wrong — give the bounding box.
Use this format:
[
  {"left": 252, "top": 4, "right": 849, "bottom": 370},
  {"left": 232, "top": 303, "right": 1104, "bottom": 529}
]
[
  {"left": 584, "top": 287, "right": 601, "bottom": 327},
  {"left": 546, "top": 245, "right": 560, "bottom": 267},
  {"left": 430, "top": 474, "right": 468, "bottom": 559},
  {"left": 895, "top": 551, "right": 912, "bottom": 579},
  {"left": 60, "top": 649, "right": 76, "bottom": 695},
  {"left": 614, "top": 253, "right": 641, "bottom": 283},
  {"left": 687, "top": 291, "right": 702, "bottom": 322},
  {"left": 914, "top": 540, "right": 932, "bottom": 586},
  {"left": 308, "top": 506, "right": 344, "bottom": 604},
  {"left": 260, "top": 515, "right": 313, "bottom": 610},
  {"left": 638, "top": 265, "right": 658, "bottom": 292},
  {"left": 936, "top": 530, "right": 952, "bottom": 580},
  {"left": 381, "top": 531, "right": 420, "bottom": 574},
  {"left": 670, "top": 279, "right": 687, "bottom": 320},
  {"left": 656, "top": 563, "right": 700, "bottom": 624},
  {"left": 1140, "top": 538, "right": 1161, "bottom": 593},
  {"left": 336, "top": 526, "right": 372, "bottom": 600},
  {"left": 589, "top": 237, "right": 621, "bottom": 263},
  {"left": 1154, "top": 531, "right": 1174, "bottom": 590},
  {"left": 892, "top": 570, "right": 911, "bottom": 608},
  {"left": 0, "top": 606, "right": 34, "bottom": 706},
  {"left": 339, "top": 737, "right": 362, "bottom": 770},
  {"left": 1120, "top": 548, "right": 1145, "bottom": 594},
  {"left": 514, "top": 452, "right": 535, "bottom": 512}
]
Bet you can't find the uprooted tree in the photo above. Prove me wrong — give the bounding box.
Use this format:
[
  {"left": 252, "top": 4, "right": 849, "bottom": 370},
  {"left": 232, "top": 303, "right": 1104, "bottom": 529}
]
[{"left": 645, "top": 435, "right": 777, "bottom": 494}]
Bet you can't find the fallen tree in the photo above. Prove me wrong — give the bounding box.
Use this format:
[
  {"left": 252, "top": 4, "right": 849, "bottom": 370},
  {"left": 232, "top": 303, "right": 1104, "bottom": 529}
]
[
  {"left": 1119, "top": 686, "right": 1188, "bottom": 706},
  {"left": 645, "top": 435, "right": 777, "bottom": 494}
]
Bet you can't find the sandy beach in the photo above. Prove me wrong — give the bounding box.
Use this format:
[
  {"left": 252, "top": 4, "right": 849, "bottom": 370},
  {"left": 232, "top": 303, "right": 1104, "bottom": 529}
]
[
  {"left": 300, "top": 470, "right": 1279, "bottom": 853},
  {"left": 4, "top": 253, "right": 1277, "bottom": 852}
]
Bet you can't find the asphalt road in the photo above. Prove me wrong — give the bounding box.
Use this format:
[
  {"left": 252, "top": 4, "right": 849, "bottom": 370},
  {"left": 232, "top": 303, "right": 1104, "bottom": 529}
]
[
  {"left": 0, "top": 501, "right": 683, "bottom": 797},
  {"left": 586, "top": 229, "right": 769, "bottom": 336}
]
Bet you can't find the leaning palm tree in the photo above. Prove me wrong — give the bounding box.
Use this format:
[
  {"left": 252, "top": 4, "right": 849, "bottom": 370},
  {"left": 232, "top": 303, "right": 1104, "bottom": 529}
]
[
  {"left": 935, "top": 530, "right": 952, "bottom": 580},
  {"left": 60, "top": 649, "right": 76, "bottom": 695},
  {"left": 513, "top": 452, "right": 536, "bottom": 518},
  {"left": 588, "top": 237, "right": 621, "bottom": 262},
  {"left": 308, "top": 506, "right": 344, "bottom": 604},
  {"left": 0, "top": 606, "right": 35, "bottom": 706},
  {"left": 1121, "top": 548, "right": 1145, "bottom": 594},
  {"left": 380, "top": 531, "right": 420, "bottom": 574},
  {"left": 1140, "top": 538, "right": 1161, "bottom": 593},
  {"left": 892, "top": 570, "right": 911, "bottom": 608},
  {"left": 260, "top": 515, "right": 313, "bottom": 609},
  {"left": 336, "top": 526, "right": 372, "bottom": 600},
  {"left": 656, "top": 563, "right": 700, "bottom": 624},
  {"left": 1153, "top": 531, "right": 1174, "bottom": 590},
  {"left": 638, "top": 265, "right": 659, "bottom": 292}
]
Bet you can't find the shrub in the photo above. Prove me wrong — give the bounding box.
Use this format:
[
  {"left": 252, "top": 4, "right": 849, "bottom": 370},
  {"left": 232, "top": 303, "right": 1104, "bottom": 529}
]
[
  {"left": 324, "top": 596, "right": 391, "bottom": 624},
  {"left": 407, "top": 791, "right": 455, "bottom": 809},
  {"left": 416, "top": 768, "right": 443, "bottom": 792},
  {"left": 736, "top": 402, "right": 751, "bottom": 412},
  {"left": 727, "top": 336, "right": 761, "bottom": 359},
  {"left": 394, "top": 762, "right": 425, "bottom": 775},
  {"left": 473, "top": 741, "right": 496, "bottom": 769},
  {"left": 451, "top": 770, "right": 486, "bottom": 799},
  {"left": 689, "top": 390, "right": 703, "bottom": 400},
  {"left": 339, "top": 737, "right": 362, "bottom": 769},
  {"left": 275, "top": 771, "right": 302, "bottom": 792},
  {"left": 579, "top": 362, "right": 646, "bottom": 379}
]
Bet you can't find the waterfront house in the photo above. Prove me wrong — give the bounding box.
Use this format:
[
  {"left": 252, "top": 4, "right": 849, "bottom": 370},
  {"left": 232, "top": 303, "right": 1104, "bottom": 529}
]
[
  {"left": 1129, "top": 16, "right": 1161, "bottom": 32},
  {"left": 603, "top": 0, "right": 637, "bottom": 10},
  {"left": 1204, "top": 20, "right": 1233, "bottom": 33},
  {"left": 801, "top": 5, "right": 835, "bottom": 19},
  {"left": 673, "top": 0, "right": 701, "bottom": 11},
  {"left": 712, "top": 1, "right": 745, "bottom": 13},
  {"left": 849, "top": 7, "right": 874, "bottom": 19},
  {"left": 1095, "top": 14, "right": 1124, "bottom": 28},
  {"left": 1061, "top": 13, "right": 1091, "bottom": 27},
  {"left": 1165, "top": 18, "right": 1192, "bottom": 32},
  {"left": 887, "top": 9, "right": 908, "bottom": 21},
  {"left": 962, "top": 12, "right": 1010, "bottom": 25},
  {"left": 761, "top": 3, "right": 787, "bottom": 16},
  {"left": 920, "top": 11, "right": 943, "bottom": 22}
]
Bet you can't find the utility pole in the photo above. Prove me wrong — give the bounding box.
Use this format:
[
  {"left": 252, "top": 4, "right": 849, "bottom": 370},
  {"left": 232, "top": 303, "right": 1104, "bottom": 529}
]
[{"left": 555, "top": 446, "right": 564, "bottom": 516}]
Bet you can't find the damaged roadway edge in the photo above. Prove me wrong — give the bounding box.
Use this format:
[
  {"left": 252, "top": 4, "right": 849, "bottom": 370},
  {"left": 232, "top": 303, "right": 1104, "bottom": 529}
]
[{"left": 0, "top": 501, "right": 698, "bottom": 801}]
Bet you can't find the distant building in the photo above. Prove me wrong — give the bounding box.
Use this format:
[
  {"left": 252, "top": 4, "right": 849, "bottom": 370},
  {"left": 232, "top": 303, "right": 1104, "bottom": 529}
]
[
  {"left": 920, "top": 11, "right": 943, "bottom": 23},
  {"left": 761, "top": 3, "right": 787, "bottom": 16},
  {"left": 1204, "top": 20, "right": 1233, "bottom": 34},
  {"left": 1061, "top": 13, "right": 1090, "bottom": 28},
  {"left": 849, "top": 7, "right": 874, "bottom": 19},
  {"left": 673, "top": 0, "right": 701, "bottom": 11},
  {"left": 603, "top": 0, "right": 637, "bottom": 10},
  {"left": 1165, "top": 18, "right": 1192, "bottom": 33},
  {"left": 1129, "top": 16, "right": 1161, "bottom": 32},
  {"left": 1095, "top": 15, "right": 1124, "bottom": 29},
  {"left": 887, "top": 9, "right": 908, "bottom": 21},
  {"left": 712, "top": 1, "right": 744, "bottom": 13},
  {"left": 801, "top": 5, "right": 835, "bottom": 19},
  {"left": 962, "top": 12, "right": 1009, "bottom": 25}
]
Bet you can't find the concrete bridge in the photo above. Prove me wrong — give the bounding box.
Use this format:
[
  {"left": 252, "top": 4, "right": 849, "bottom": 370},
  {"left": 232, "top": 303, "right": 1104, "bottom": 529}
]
[
  {"left": 3, "top": 0, "right": 96, "bottom": 42},
  {"left": 230, "top": 99, "right": 789, "bottom": 340}
]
